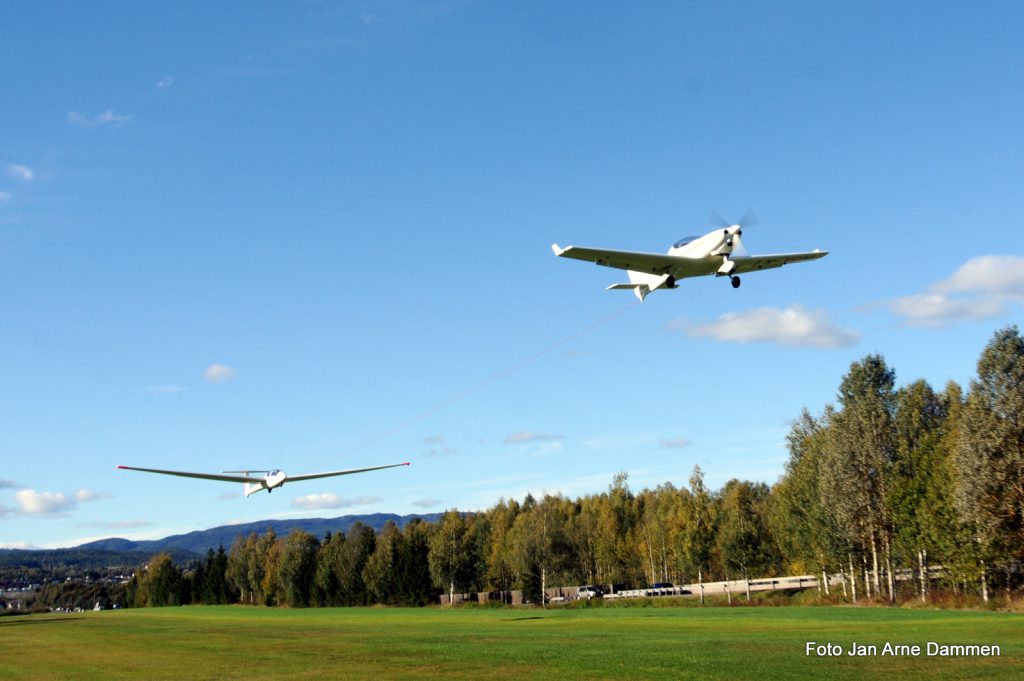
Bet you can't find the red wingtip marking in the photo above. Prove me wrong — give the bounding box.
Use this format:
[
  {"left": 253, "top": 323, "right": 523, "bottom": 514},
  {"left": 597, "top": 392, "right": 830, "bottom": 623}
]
[
  {"left": 403, "top": 461, "right": 411, "bottom": 466},
  {"left": 116, "top": 465, "right": 126, "bottom": 469}
]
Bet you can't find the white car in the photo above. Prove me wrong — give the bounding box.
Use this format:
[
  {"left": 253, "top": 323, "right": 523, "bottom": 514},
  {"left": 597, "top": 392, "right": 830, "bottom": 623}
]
[{"left": 576, "top": 586, "right": 604, "bottom": 600}]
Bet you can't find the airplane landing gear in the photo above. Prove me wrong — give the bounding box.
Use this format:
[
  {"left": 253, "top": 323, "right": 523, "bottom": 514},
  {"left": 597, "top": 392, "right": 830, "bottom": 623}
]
[{"left": 730, "top": 276, "right": 741, "bottom": 289}]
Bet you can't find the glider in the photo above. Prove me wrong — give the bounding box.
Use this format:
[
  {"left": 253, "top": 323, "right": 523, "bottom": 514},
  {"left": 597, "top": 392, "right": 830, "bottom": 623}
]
[
  {"left": 552, "top": 212, "right": 827, "bottom": 301},
  {"left": 117, "top": 462, "right": 410, "bottom": 497}
]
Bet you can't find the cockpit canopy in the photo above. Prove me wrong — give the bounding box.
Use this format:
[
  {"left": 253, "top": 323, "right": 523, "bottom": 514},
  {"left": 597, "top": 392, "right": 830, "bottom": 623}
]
[
  {"left": 270, "top": 469, "right": 282, "bottom": 476},
  {"left": 672, "top": 236, "right": 700, "bottom": 249}
]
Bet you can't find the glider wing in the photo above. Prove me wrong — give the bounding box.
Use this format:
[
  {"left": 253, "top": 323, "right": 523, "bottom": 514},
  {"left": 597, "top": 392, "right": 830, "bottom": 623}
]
[
  {"left": 285, "top": 462, "right": 411, "bottom": 483},
  {"left": 116, "top": 465, "right": 266, "bottom": 484}
]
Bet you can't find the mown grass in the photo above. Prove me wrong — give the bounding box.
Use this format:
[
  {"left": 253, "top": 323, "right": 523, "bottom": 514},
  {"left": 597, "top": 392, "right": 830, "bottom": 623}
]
[{"left": 0, "top": 605, "right": 1020, "bottom": 680}]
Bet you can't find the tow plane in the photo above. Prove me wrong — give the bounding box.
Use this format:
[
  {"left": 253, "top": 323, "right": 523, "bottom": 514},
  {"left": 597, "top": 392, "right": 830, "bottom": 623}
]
[
  {"left": 117, "top": 462, "right": 410, "bottom": 498},
  {"left": 552, "top": 211, "right": 827, "bottom": 301}
]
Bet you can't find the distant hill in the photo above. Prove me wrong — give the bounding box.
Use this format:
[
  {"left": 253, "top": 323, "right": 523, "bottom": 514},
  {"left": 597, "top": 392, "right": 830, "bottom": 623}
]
[
  {"left": 76, "top": 512, "right": 445, "bottom": 555},
  {"left": 0, "top": 512, "right": 444, "bottom": 573}
]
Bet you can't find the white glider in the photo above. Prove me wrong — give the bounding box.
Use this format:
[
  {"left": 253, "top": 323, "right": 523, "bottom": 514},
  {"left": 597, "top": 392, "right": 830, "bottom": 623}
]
[
  {"left": 117, "top": 462, "right": 410, "bottom": 498},
  {"left": 553, "top": 214, "right": 827, "bottom": 301}
]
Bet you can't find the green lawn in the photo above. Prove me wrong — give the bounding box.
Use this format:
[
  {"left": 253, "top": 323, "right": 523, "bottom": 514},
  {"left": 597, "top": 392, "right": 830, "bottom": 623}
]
[{"left": 1, "top": 605, "right": 1020, "bottom": 680}]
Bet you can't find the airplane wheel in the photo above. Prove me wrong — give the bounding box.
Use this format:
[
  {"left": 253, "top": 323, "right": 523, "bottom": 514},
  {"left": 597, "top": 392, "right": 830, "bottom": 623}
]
[{"left": 731, "top": 276, "right": 741, "bottom": 289}]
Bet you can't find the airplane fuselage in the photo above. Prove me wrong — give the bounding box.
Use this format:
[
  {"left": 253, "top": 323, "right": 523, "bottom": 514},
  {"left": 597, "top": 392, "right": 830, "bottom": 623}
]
[
  {"left": 552, "top": 223, "right": 826, "bottom": 301},
  {"left": 246, "top": 469, "right": 288, "bottom": 497}
]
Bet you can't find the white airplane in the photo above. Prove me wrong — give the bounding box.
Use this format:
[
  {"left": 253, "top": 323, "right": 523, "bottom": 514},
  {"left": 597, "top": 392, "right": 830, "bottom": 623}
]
[
  {"left": 552, "top": 213, "right": 827, "bottom": 301},
  {"left": 117, "top": 461, "right": 410, "bottom": 498}
]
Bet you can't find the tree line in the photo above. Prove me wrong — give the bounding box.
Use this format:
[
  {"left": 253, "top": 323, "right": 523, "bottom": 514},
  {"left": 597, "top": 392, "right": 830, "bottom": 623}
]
[{"left": 128, "top": 326, "right": 1024, "bottom": 607}]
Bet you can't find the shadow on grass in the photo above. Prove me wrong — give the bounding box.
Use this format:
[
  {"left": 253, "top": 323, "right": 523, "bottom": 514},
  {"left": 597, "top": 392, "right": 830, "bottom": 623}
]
[{"left": 0, "top": 616, "right": 86, "bottom": 626}]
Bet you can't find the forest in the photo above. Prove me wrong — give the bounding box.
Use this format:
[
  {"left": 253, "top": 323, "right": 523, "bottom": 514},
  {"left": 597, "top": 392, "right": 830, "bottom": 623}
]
[{"left": 126, "top": 326, "right": 1024, "bottom": 609}]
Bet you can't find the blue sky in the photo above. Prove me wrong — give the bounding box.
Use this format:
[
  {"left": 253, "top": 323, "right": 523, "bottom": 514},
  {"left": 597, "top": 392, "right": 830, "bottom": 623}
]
[{"left": 2, "top": 1, "right": 1023, "bottom": 548}]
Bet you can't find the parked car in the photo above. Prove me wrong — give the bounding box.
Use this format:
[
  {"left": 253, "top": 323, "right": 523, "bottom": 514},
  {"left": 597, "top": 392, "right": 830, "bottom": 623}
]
[{"left": 576, "top": 585, "right": 604, "bottom": 600}]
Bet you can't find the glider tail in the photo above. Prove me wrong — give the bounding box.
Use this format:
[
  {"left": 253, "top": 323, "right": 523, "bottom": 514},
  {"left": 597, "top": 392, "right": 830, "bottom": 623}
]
[{"left": 244, "top": 482, "right": 266, "bottom": 497}]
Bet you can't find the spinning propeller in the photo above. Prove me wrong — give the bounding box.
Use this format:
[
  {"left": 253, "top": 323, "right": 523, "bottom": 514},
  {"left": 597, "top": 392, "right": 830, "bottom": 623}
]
[{"left": 709, "top": 209, "right": 759, "bottom": 230}]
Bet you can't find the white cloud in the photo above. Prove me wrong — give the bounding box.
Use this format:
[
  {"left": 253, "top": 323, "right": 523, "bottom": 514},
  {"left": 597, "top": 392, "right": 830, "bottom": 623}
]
[
  {"left": 411, "top": 497, "right": 443, "bottom": 508},
  {"left": 67, "top": 109, "right": 132, "bottom": 128},
  {"left": 75, "top": 489, "right": 111, "bottom": 503},
  {"left": 203, "top": 364, "right": 237, "bottom": 383},
  {"left": 673, "top": 305, "right": 859, "bottom": 349},
  {"left": 0, "top": 191, "right": 10, "bottom": 203},
  {"left": 933, "top": 255, "right": 1024, "bottom": 296},
  {"left": 290, "top": 493, "right": 382, "bottom": 510},
  {"left": 504, "top": 431, "right": 564, "bottom": 444},
  {"left": 7, "top": 164, "right": 33, "bottom": 181},
  {"left": 886, "top": 256, "right": 1024, "bottom": 328},
  {"left": 887, "top": 293, "right": 1006, "bottom": 328},
  {"left": 15, "top": 489, "right": 74, "bottom": 515},
  {"left": 659, "top": 437, "right": 694, "bottom": 449},
  {"left": 157, "top": 76, "right": 174, "bottom": 89}
]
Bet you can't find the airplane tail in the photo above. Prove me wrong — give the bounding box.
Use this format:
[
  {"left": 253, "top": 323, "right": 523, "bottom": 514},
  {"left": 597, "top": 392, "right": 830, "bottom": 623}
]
[
  {"left": 244, "top": 482, "right": 265, "bottom": 497},
  {"left": 607, "top": 282, "right": 651, "bottom": 301},
  {"left": 607, "top": 271, "right": 673, "bottom": 301}
]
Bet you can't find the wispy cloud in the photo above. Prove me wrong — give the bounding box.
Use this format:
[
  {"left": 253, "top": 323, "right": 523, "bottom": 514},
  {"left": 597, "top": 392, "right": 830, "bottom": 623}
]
[
  {"left": 290, "top": 493, "right": 382, "bottom": 510},
  {"left": 411, "top": 497, "right": 443, "bottom": 508},
  {"left": 203, "top": 364, "right": 237, "bottom": 383},
  {"left": 217, "top": 491, "right": 240, "bottom": 501},
  {"left": 0, "top": 479, "right": 21, "bottom": 490},
  {"left": 156, "top": 76, "right": 174, "bottom": 89},
  {"left": 504, "top": 431, "right": 564, "bottom": 444},
  {"left": 67, "top": 109, "right": 132, "bottom": 128},
  {"left": 75, "top": 520, "right": 151, "bottom": 530},
  {"left": 7, "top": 164, "right": 33, "bottom": 181},
  {"left": 147, "top": 385, "right": 187, "bottom": 393},
  {"left": 425, "top": 447, "right": 460, "bottom": 457},
  {"left": 659, "top": 437, "right": 694, "bottom": 449},
  {"left": 0, "top": 191, "right": 10, "bottom": 203},
  {"left": 670, "top": 305, "right": 859, "bottom": 349},
  {"left": 423, "top": 434, "right": 445, "bottom": 445},
  {"left": 582, "top": 431, "right": 654, "bottom": 450},
  {"left": 885, "top": 255, "right": 1024, "bottom": 328}
]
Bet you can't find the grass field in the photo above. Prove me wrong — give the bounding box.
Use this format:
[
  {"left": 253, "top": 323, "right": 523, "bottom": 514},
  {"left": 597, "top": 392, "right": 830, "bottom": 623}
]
[{"left": 1, "top": 605, "right": 1021, "bottom": 680}]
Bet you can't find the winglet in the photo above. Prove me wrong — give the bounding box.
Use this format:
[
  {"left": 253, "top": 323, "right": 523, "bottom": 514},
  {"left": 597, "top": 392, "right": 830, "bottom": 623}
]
[{"left": 551, "top": 243, "right": 565, "bottom": 257}]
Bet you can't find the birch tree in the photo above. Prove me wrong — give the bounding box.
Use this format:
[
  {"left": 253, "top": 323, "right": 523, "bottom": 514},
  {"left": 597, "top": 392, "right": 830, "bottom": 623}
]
[
  {"left": 820, "top": 355, "right": 897, "bottom": 601},
  {"left": 955, "top": 326, "right": 1024, "bottom": 598}
]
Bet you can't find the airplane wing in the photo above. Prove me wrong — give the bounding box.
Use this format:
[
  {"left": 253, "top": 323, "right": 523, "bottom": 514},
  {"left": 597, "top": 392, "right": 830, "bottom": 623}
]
[
  {"left": 116, "top": 465, "right": 265, "bottom": 483},
  {"left": 285, "top": 462, "right": 411, "bottom": 483},
  {"left": 552, "top": 244, "right": 706, "bottom": 277},
  {"left": 731, "top": 250, "right": 828, "bottom": 274}
]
